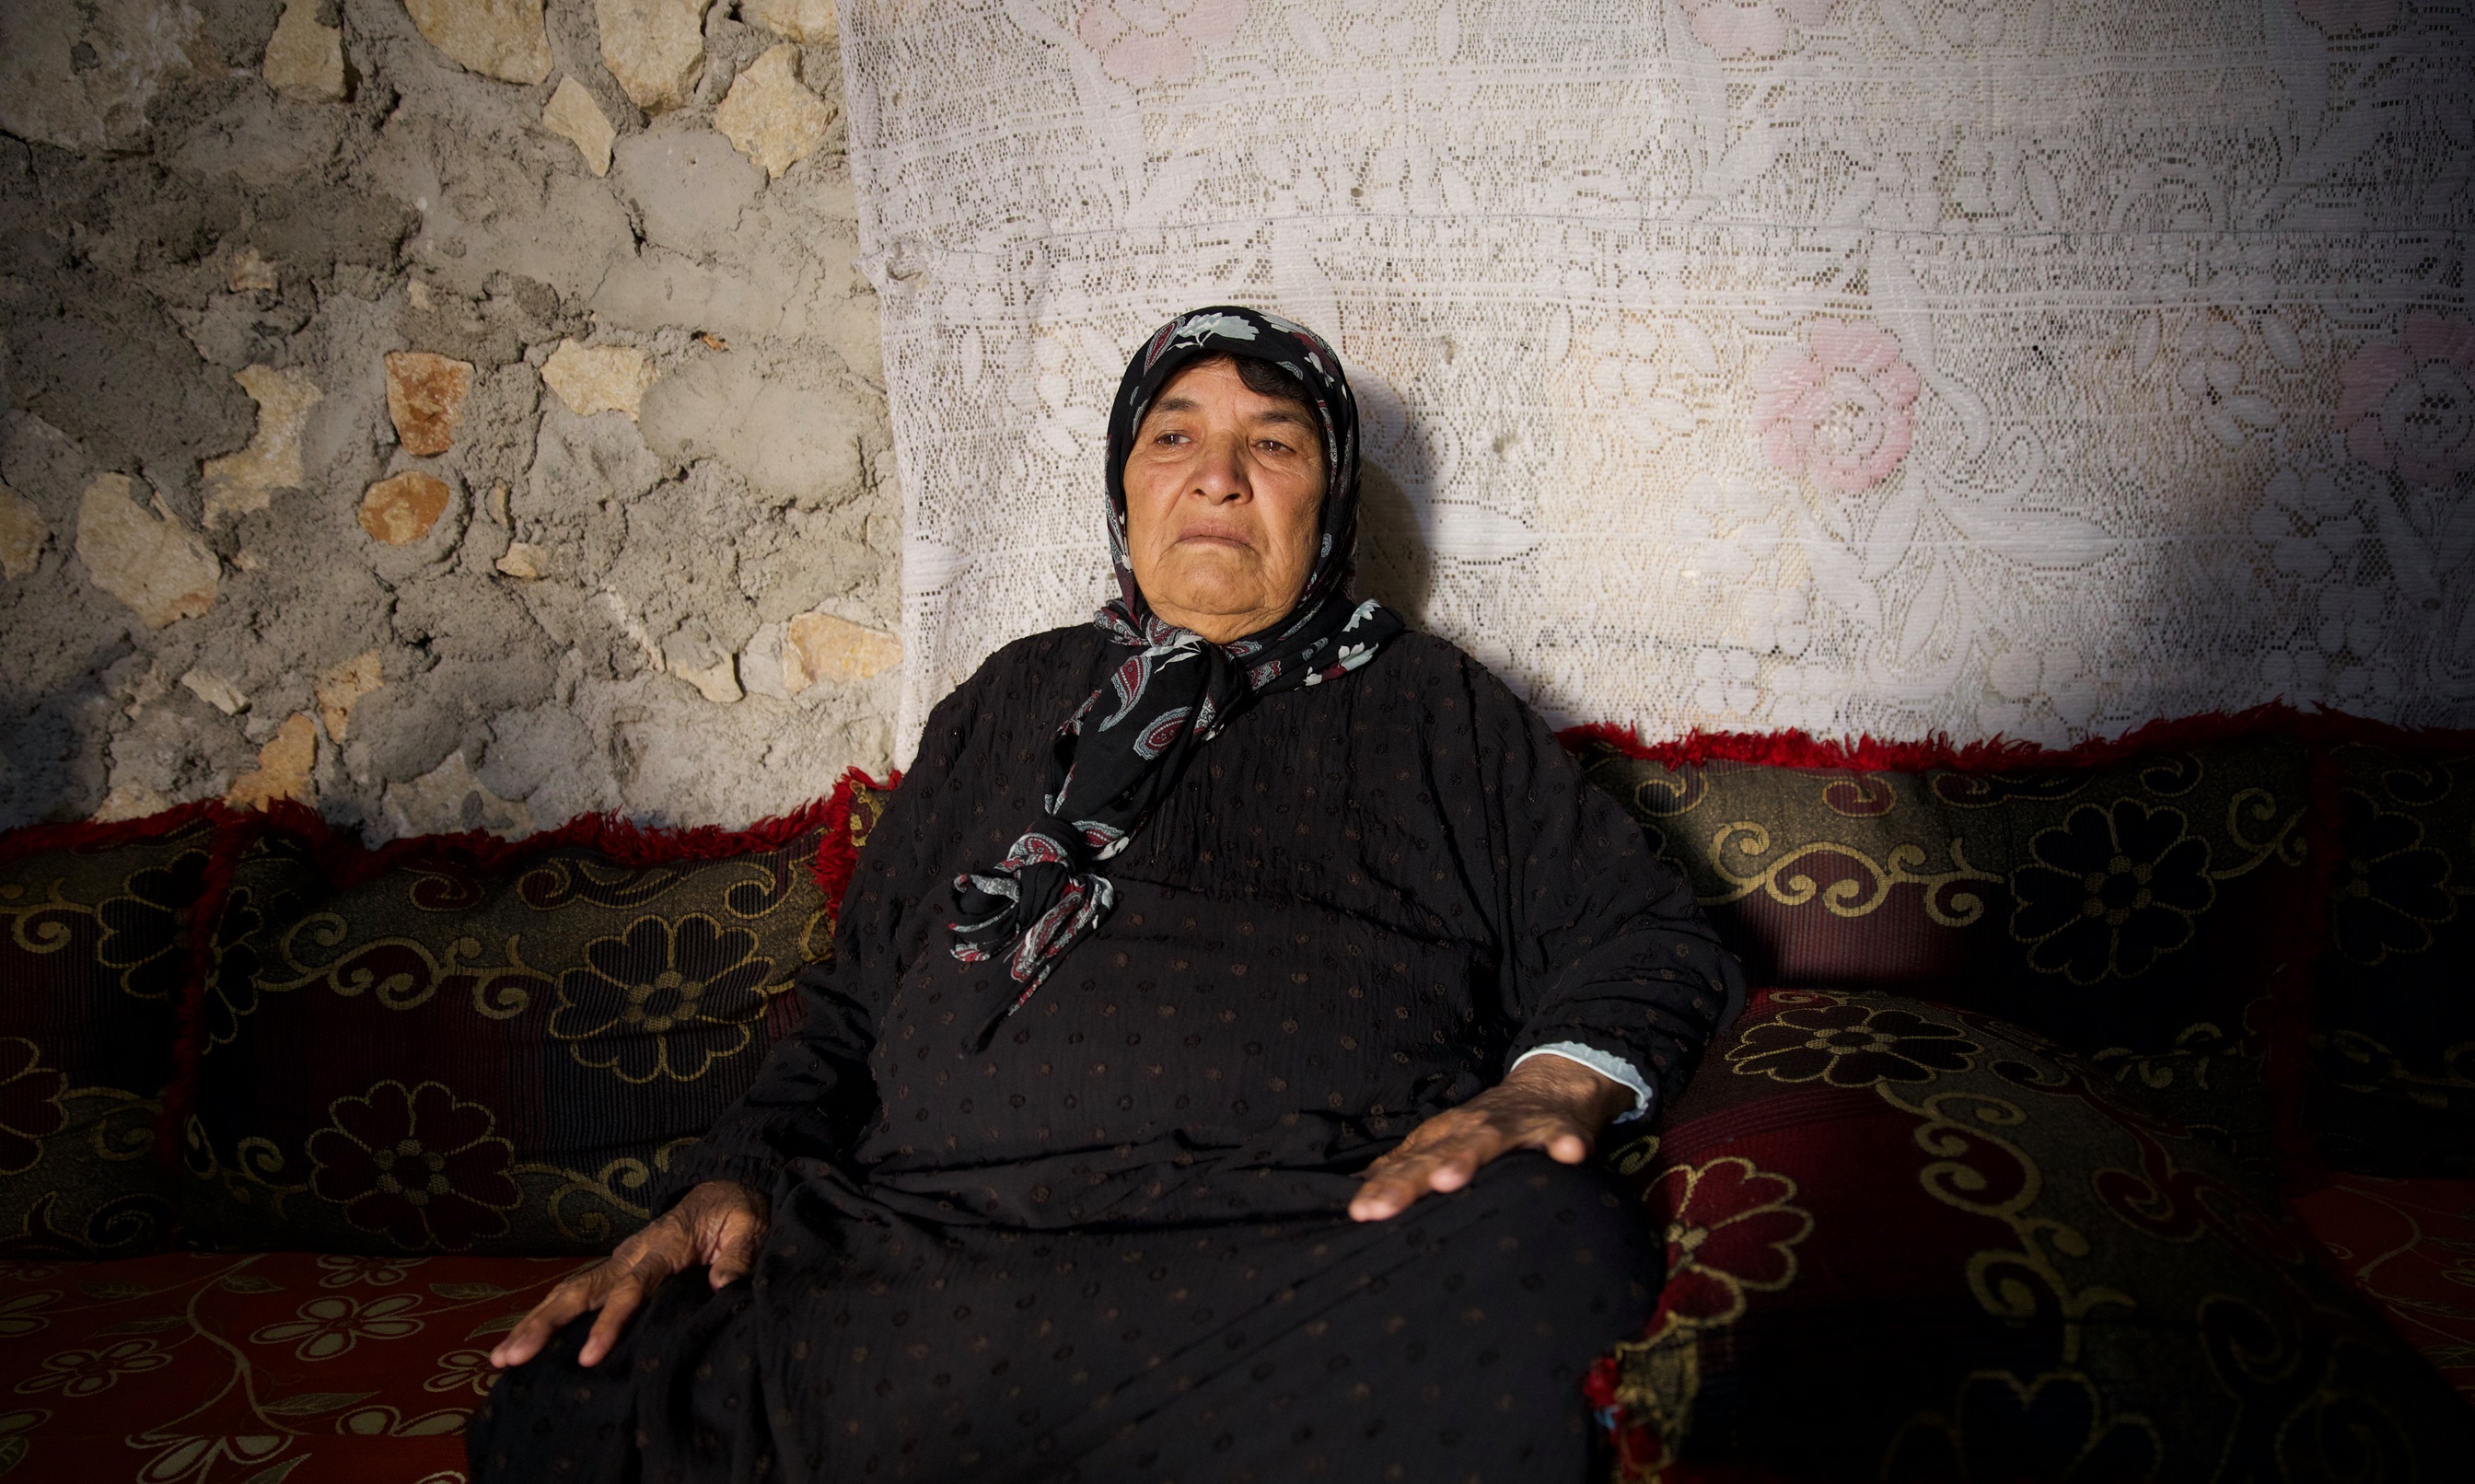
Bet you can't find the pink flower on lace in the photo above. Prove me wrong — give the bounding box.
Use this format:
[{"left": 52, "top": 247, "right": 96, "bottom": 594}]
[
  {"left": 2337, "top": 313, "right": 2475, "bottom": 487},
  {"left": 1753, "top": 319, "right": 1923, "bottom": 493},
  {"left": 1076, "top": 0, "right": 1247, "bottom": 87},
  {"left": 1677, "top": 0, "right": 1838, "bottom": 59},
  {"left": 2295, "top": 0, "right": 2398, "bottom": 33}
]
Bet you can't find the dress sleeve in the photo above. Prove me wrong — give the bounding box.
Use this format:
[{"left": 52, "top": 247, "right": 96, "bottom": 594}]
[
  {"left": 1458, "top": 656, "right": 1746, "bottom": 1119},
  {"left": 652, "top": 668, "right": 988, "bottom": 1212}
]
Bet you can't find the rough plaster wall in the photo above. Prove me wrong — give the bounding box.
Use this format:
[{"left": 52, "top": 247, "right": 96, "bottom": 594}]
[{"left": 0, "top": 0, "right": 901, "bottom": 839}]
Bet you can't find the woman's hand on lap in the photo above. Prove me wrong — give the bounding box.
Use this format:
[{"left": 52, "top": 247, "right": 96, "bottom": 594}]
[
  {"left": 1348, "top": 1056, "right": 1636, "bottom": 1222},
  {"left": 488, "top": 1179, "right": 770, "bottom": 1370}
]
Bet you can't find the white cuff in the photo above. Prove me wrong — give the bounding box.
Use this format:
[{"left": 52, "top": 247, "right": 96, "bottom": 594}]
[{"left": 1512, "top": 1042, "right": 1655, "bottom": 1124}]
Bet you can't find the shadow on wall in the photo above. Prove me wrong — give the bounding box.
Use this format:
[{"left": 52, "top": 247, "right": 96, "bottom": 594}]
[{"left": 1351, "top": 370, "right": 1438, "bottom": 631}]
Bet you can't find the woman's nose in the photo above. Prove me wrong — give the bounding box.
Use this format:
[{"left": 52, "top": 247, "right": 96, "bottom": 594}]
[{"left": 1189, "top": 434, "right": 1252, "bottom": 501}]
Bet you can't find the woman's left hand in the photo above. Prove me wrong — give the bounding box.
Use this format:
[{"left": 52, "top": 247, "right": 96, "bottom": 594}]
[{"left": 1348, "top": 1054, "right": 1638, "bottom": 1222}]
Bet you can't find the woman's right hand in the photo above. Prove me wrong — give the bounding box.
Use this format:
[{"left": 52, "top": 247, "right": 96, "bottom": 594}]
[{"left": 488, "top": 1179, "right": 770, "bottom": 1371}]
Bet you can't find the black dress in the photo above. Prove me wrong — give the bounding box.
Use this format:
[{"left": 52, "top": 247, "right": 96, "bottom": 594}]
[{"left": 469, "top": 629, "right": 1743, "bottom": 1483}]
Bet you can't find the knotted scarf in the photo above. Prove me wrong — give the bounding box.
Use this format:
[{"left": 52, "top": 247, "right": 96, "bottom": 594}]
[{"left": 947, "top": 307, "right": 1404, "bottom": 1045}]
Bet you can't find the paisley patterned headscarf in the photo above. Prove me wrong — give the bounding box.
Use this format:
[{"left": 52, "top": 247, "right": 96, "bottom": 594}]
[{"left": 948, "top": 307, "right": 1404, "bottom": 1043}]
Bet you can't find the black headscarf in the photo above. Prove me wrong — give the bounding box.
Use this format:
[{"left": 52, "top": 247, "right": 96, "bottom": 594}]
[{"left": 947, "top": 307, "right": 1405, "bottom": 1043}]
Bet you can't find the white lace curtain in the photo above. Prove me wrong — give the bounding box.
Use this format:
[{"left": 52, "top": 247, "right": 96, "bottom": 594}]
[{"left": 838, "top": 0, "right": 2475, "bottom": 757}]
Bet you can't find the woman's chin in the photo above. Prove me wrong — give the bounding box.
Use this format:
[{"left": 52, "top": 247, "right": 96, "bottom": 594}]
[{"left": 1145, "top": 565, "right": 1273, "bottom": 622}]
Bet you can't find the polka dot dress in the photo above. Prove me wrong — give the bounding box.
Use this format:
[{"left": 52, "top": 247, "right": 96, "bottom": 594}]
[{"left": 470, "top": 632, "right": 1742, "bottom": 1483}]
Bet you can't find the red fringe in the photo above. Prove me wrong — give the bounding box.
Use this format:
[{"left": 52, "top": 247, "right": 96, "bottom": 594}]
[
  {"left": 808, "top": 767, "right": 901, "bottom": 911},
  {"left": 245, "top": 788, "right": 868, "bottom": 895},
  {"left": 1556, "top": 702, "right": 2475, "bottom": 774}
]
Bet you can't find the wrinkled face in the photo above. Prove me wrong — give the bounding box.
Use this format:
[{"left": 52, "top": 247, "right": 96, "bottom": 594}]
[{"left": 1121, "top": 356, "right": 1327, "bottom": 644}]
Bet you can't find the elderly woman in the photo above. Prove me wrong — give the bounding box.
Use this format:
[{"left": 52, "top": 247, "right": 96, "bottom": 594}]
[{"left": 471, "top": 307, "right": 1742, "bottom": 1481}]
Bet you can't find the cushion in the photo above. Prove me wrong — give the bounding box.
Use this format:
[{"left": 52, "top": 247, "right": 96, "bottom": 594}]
[
  {"left": 177, "top": 775, "right": 891, "bottom": 1256},
  {"left": 0, "top": 1247, "right": 589, "bottom": 1481},
  {"left": 1569, "top": 729, "right": 2318, "bottom": 1173},
  {"left": 2304, "top": 741, "right": 2475, "bottom": 1178},
  {"left": 1588, "top": 988, "right": 2475, "bottom": 1478},
  {"left": 2287, "top": 1174, "right": 2475, "bottom": 1405},
  {"left": 0, "top": 811, "right": 225, "bottom": 1258}
]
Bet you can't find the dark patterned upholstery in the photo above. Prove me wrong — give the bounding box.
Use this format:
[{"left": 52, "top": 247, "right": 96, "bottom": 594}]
[
  {"left": 1590, "top": 989, "right": 2475, "bottom": 1478},
  {"left": 1572, "top": 735, "right": 2318, "bottom": 1174},
  {"left": 0, "top": 815, "right": 223, "bottom": 1258},
  {"left": 2306, "top": 743, "right": 2475, "bottom": 1178},
  {"left": 2287, "top": 1175, "right": 2475, "bottom": 1402},
  {"left": 178, "top": 787, "right": 892, "bottom": 1257},
  {"left": 0, "top": 1248, "right": 589, "bottom": 1481}
]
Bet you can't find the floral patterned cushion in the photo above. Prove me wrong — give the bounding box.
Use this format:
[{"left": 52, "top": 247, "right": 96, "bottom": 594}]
[
  {"left": 1589, "top": 989, "right": 2475, "bottom": 1479},
  {"left": 1570, "top": 734, "right": 2318, "bottom": 1172},
  {"left": 2306, "top": 742, "right": 2475, "bottom": 1178},
  {"left": 0, "top": 814, "right": 228, "bottom": 1258},
  {"left": 178, "top": 779, "right": 891, "bottom": 1256},
  {"left": 0, "top": 1248, "right": 587, "bottom": 1482}
]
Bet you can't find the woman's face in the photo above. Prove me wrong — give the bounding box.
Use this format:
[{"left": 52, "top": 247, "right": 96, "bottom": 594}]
[{"left": 1122, "top": 357, "right": 1327, "bottom": 644}]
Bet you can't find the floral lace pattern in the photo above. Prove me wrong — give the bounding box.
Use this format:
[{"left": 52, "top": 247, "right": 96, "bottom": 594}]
[{"left": 843, "top": 1, "right": 2475, "bottom": 751}]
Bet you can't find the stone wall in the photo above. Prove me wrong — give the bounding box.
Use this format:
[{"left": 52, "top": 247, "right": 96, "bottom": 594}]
[{"left": 0, "top": 0, "right": 899, "bottom": 838}]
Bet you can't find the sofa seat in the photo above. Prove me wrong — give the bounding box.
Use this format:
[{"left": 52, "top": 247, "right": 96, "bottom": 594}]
[
  {"left": 0, "top": 1250, "right": 589, "bottom": 1483},
  {"left": 9, "top": 725, "right": 2472, "bottom": 1479},
  {"left": 2288, "top": 1175, "right": 2475, "bottom": 1401}
]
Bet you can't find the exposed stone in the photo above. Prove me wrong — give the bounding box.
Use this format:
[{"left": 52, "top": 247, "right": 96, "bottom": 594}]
[
  {"left": 117, "top": 661, "right": 171, "bottom": 723},
  {"left": 494, "top": 541, "right": 549, "bottom": 579},
  {"left": 404, "top": 0, "right": 553, "bottom": 86},
  {"left": 0, "top": 10, "right": 901, "bottom": 839},
  {"left": 315, "top": 651, "right": 384, "bottom": 742},
  {"left": 540, "top": 340, "right": 655, "bottom": 420},
  {"left": 359, "top": 471, "right": 455, "bottom": 545},
  {"left": 541, "top": 75, "right": 617, "bottom": 178},
  {"left": 736, "top": 620, "right": 796, "bottom": 699},
  {"left": 715, "top": 43, "right": 834, "bottom": 181},
  {"left": 0, "top": 0, "right": 201, "bottom": 154},
  {"left": 202, "top": 365, "right": 323, "bottom": 528},
  {"left": 227, "top": 713, "right": 318, "bottom": 810},
  {"left": 598, "top": 0, "right": 711, "bottom": 113},
  {"left": 384, "top": 749, "right": 536, "bottom": 839},
  {"left": 661, "top": 626, "right": 742, "bottom": 704},
  {"left": 0, "top": 483, "right": 49, "bottom": 581},
  {"left": 745, "top": 0, "right": 836, "bottom": 43},
  {"left": 93, "top": 781, "right": 174, "bottom": 823},
  {"left": 789, "top": 611, "right": 902, "bottom": 689},
  {"left": 179, "top": 668, "right": 250, "bottom": 716},
  {"left": 610, "top": 121, "right": 765, "bottom": 257},
  {"left": 384, "top": 351, "right": 476, "bottom": 456},
  {"left": 263, "top": 0, "right": 346, "bottom": 103},
  {"left": 75, "top": 473, "right": 220, "bottom": 629},
  {"left": 227, "top": 248, "right": 282, "bottom": 293}
]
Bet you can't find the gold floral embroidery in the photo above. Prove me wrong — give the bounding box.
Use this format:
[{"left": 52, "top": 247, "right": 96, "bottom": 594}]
[
  {"left": 548, "top": 914, "right": 781, "bottom": 1083},
  {"left": 306, "top": 1083, "right": 520, "bottom": 1251},
  {"left": 1705, "top": 824, "right": 2004, "bottom": 926},
  {"left": 249, "top": 1293, "right": 425, "bottom": 1361}
]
